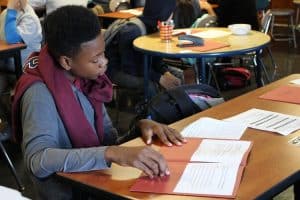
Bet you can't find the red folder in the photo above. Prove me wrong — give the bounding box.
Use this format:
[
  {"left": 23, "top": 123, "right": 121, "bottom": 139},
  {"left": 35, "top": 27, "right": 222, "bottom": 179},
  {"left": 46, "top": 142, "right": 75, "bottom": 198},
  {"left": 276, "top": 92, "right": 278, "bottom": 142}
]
[
  {"left": 130, "top": 138, "right": 252, "bottom": 198},
  {"left": 185, "top": 40, "right": 230, "bottom": 52},
  {"left": 260, "top": 85, "right": 300, "bottom": 104}
]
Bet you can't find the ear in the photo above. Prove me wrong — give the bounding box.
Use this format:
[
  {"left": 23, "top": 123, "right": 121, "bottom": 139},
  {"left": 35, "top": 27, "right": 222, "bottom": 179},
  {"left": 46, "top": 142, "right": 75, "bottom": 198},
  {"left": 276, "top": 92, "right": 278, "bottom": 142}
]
[{"left": 58, "top": 56, "right": 73, "bottom": 71}]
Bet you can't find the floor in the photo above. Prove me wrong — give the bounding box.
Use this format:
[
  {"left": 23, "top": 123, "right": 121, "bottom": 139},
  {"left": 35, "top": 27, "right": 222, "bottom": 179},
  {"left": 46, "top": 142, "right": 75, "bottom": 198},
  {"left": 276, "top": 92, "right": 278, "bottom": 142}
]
[{"left": 0, "top": 33, "right": 300, "bottom": 199}]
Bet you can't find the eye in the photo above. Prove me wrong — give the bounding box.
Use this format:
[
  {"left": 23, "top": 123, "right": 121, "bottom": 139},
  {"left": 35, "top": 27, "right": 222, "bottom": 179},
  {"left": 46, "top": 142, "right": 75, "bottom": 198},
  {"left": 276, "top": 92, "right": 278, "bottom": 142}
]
[{"left": 91, "top": 58, "right": 98, "bottom": 64}]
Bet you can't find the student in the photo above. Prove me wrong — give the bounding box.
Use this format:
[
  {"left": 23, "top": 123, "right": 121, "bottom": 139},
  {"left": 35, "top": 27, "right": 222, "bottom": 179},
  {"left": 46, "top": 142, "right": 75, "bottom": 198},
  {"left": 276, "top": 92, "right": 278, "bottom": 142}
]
[
  {"left": 0, "top": 0, "right": 42, "bottom": 68},
  {"left": 12, "top": 6, "right": 186, "bottom": 199},
  {"left": 106, "top": 0, "right": 181, "bottom": 98},
  {"left": 174, "top": 0, "right": 216, "bottom": 29},
  {"left": 28, "top": 0, "right": 88, "bottom": 14},
  {"left": 216, "top": 0, "right": 259, "bottom": 30}
]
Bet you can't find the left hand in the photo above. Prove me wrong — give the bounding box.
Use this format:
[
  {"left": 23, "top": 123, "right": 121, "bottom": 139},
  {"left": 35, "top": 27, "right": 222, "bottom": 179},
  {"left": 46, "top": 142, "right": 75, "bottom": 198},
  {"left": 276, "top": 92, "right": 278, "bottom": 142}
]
[{"left": 137, "top": 119, "right": 187, "bottom": 146}]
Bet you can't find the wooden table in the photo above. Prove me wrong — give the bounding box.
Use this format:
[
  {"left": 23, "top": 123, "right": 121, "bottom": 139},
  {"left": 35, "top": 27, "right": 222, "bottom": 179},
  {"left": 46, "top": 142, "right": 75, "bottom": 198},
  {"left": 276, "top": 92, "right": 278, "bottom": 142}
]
[
  {"left": 57, "top": 74, "right": 300, "bottom": 200},
  {"left": 98, "top": 8, "right": 143, "bottom": 28},
  {"left": 98, "top": 8, "right": 143, "bottom": 19},
  {"left": 0, "top": 40, "right": 26, "bottom": 78},
  {"left": 133, "top": 28, "right": 271, "bottom": 100}
]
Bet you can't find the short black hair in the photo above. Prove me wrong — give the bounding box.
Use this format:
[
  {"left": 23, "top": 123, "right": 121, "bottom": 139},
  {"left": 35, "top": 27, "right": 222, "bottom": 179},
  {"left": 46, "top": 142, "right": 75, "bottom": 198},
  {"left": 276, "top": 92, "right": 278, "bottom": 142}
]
[{"left": 44, "top": 6, "right": 101, "bottom": 60}]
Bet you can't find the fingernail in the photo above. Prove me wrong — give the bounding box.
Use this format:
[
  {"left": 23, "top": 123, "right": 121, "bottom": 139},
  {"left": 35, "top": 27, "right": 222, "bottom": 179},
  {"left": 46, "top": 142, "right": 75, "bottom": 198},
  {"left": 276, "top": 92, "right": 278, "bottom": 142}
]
[
  {"left": 167, "top": 143, "right": 172, "bottom": 146},
  {"left": 166, "top": 169, "right": 170, "bottom": 175},
  {"left": 147, "top": 139, "right": 151, "bottom": 144},
  {"left": 176, "top": 142, "right": 182, "bottom": 145}
]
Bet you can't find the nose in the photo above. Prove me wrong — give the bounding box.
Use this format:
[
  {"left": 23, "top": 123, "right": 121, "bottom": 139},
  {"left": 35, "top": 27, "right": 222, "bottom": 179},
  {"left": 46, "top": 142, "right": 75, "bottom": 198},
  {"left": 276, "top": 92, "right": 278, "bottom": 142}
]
[{"left": 99, "top": 56, "right": 108, "bottom": 68}]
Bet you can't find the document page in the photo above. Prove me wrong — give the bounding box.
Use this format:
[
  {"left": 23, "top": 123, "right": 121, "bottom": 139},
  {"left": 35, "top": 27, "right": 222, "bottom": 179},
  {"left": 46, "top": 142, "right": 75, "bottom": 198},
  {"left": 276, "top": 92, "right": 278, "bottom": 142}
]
[
  {"left": 173, "top": 163, "right": 240, "bottom": 196},
  {"left": 290, "top": 79, "right": 300, "bottom": 85},
  {"left": 191, "top": 139, "right": 251, "bottom": 164},
  {"left": 191, "top": 30, "right": 232, "bottom": 38},
  {"left": 181, "top": 117, "right": 247, "bottom": 139},
  {"left": 225, "top": 108, "right": 300, "bottom": 136},
  {"left": 119, "top": 9, "right": 142, "bottom": 16}
]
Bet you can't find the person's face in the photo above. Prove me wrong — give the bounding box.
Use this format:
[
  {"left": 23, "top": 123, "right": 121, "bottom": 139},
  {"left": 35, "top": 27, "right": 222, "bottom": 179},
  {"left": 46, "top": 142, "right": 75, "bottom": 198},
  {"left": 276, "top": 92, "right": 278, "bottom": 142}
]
[{"left": 64, "top": 33, "right": 108, "bottom": 80}]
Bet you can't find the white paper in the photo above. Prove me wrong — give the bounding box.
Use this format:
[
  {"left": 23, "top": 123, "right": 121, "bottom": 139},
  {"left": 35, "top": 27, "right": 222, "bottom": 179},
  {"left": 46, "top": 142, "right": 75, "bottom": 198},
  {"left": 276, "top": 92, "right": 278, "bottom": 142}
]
[
  {"left": 290, "top": 79, "right": 300, "bottom": 85},
  {"left": 173, "top": 163, "right": 239, "bottom": 196},
  {"left": 119, "top": 9, "right": 142, "bottom": 16},
  {"left": 191, "top": 30, "right": 232, "bottom": 38},
  {"left": 225, "top": 108, "right": 300, "bottom": 136},
  {"left": 191, "top": 139, "right": 251, "bottom": 164},
  {"left": 0, "top": 186, "right": 30, "bottom": 200},
  {"left": 172, "top": 29, "right": 192, "bottom": 36},
  {"left": 181, "top": 117, "right": 247, "bottom": 139}
]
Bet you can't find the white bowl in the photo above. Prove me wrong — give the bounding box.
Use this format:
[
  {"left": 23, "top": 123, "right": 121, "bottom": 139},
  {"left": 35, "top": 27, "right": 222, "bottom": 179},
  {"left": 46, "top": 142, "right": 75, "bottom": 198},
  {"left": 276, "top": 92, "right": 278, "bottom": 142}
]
[{"left": 228, "top": 24, "right": 251, "bottom": 35}]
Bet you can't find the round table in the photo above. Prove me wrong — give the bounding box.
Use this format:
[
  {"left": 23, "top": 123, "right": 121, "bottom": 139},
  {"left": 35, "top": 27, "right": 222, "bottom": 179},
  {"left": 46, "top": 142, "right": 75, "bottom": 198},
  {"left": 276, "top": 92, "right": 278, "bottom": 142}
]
[{"left": 133, "top": 28, "right": 271, "bottom": 100}]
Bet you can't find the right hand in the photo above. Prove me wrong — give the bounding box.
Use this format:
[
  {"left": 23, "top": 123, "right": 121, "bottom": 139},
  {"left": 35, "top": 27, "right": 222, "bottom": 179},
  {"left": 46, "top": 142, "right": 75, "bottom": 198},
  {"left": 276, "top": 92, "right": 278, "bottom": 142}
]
[{"left": 105, "top": 146, "right": 170, "bottom": 178}]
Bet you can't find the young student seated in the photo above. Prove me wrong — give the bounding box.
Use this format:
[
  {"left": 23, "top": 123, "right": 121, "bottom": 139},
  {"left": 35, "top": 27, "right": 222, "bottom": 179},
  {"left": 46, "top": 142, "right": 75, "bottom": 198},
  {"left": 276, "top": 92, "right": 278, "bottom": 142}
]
[
  {"left": 105, "top": 0, "right": 181, "bottom": 98},
  {"left": 0, "top": 0, "right": 42, "bottom": 68},
  {"left": 28, "top": 0, "right": 88, "bottom": 14},
  {"left": 12, "top": 6, "right": 186, "bottom": 199}
]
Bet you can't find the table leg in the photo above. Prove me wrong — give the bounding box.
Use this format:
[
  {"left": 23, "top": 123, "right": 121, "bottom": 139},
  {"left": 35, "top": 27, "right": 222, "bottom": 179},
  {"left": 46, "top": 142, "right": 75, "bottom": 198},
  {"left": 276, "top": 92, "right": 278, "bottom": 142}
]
[
  {"left": 143, "top": 54, "right": 149, "bottom": 102},
  {"left": 197, "top": 58, "right": 207, "bottom": 83},
  {"left": 13, "top": 50, "right": 22, "bottom": 78},
  {"left": 294, "top": 180, "right": 300, "bottom": 200}
]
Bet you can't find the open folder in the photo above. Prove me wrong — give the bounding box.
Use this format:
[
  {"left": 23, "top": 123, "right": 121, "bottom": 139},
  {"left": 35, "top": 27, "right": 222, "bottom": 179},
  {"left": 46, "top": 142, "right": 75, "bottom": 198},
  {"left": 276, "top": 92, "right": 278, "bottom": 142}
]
[{"left": 130, "top": 138, "right": 252, "bottom": 198}]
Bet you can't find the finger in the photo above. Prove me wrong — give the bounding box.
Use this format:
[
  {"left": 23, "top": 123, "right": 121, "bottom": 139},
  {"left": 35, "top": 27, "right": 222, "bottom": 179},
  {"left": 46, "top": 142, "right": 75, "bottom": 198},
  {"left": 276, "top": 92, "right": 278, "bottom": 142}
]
[
  {"left": 140, "top": 156, "right": 160, "bottom": 177},
  {"left": 141, "top": 127, "right": 153, "bottom": 145},
  {"left": 168, "top": 127, "right": 187, "bottom": 143},
  {"left": 133, "top": 160, "right": 154, "bottom": 179},
  {"left": 163, "top": 127, "right": 181, "bottom": 145},
  {"left": 155, "top": 128, "right": 172, "bottom": 146},
  {"left": 146, "top": 149, "right": 170, "bottom": 177}
]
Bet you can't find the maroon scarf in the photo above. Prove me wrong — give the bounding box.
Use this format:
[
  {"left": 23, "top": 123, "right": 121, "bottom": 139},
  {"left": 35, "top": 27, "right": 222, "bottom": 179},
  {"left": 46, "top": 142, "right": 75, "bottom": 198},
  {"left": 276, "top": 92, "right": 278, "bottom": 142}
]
[{"left": 12, "top": 46, "right": 113, "bottom": 148}]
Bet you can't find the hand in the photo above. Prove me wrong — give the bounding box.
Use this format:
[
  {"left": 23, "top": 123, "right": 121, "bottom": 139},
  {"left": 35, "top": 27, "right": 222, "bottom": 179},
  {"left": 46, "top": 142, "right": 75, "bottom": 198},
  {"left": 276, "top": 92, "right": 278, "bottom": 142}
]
[
  {"left": 105, "top": 146, "right": 170, "bottom": 178},
  {"left": 7, "top": 0, "right": 23, "bottom": 10},
  {"left": 159, "top": 71, "right": 181, "bottom": 89},
  {"left": 199, "top": 0, "right": 212, "bottom": 11},
  {"left": 138, "top": 119, "right": 186, "bottom": 146},
  {"left": 199, "top": 0, "right": 216, "bottom": 16}
]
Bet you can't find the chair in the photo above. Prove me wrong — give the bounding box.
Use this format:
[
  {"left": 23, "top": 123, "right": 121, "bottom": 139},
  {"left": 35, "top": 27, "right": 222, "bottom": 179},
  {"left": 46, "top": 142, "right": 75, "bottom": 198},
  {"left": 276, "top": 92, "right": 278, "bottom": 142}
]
[
  {"left": 109, "top": 0, "right": 130, "bottom": 12},
  {"left": 208, "top": 11, "right": 277, "bottom": 90},
  {"left": 269, "top": 9, "right": 297, "bottom": 48},
  {"left": 294, "top": 0, "right": 300, "bottom": 29},
  {"left": 0, "top": 122, "right": 25, "bottom": 191}
]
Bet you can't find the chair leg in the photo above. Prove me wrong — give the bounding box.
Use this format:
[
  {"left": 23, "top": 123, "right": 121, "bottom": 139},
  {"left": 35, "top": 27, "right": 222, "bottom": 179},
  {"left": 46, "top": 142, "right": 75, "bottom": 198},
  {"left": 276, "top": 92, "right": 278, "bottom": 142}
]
[
  {"left": 270, "top": 15, "right": 275, "bottom": 38},
  {"left": 265, "top": 47, "right": 278, "bottom": 81},
  {"left": 207, "top": 62, "right": 222, "bottom": 95},
  {"left": 296, "top": 7, "right": 300, "bottom": 27},
  {"left": 290, "top": 16, "right": 297, "bottom": 48},
  {"left": 0, "top": 141, "right": 25, "bottom": 191}
]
